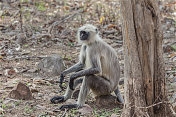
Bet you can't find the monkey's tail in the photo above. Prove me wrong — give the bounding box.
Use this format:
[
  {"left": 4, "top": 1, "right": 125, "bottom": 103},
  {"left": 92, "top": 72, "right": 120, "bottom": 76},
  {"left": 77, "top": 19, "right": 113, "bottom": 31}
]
[{"left": 59, "top": 74, "right": 64, "bottom": 90}]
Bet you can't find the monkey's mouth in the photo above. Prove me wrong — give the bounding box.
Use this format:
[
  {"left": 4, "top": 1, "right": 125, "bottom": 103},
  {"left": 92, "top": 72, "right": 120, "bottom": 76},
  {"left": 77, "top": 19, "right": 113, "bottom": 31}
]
[{"left": 80, "top": 31, "right": 89, "bottom": 40}]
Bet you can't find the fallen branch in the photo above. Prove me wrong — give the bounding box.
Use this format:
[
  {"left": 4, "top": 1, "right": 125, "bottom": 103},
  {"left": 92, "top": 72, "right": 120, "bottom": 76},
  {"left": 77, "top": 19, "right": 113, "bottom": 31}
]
[
  {"left": 4, "top": 56, "right": 47, "bottom": 61},
  {"left": 18, "top": 1, "right": 23, "bottom": 33}
]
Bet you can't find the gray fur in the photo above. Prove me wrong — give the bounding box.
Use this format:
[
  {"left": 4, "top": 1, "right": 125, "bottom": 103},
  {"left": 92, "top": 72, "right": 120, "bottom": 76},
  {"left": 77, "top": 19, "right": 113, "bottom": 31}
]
[{"left": 61, "top": 24, "right": 123, "bottom": 107}]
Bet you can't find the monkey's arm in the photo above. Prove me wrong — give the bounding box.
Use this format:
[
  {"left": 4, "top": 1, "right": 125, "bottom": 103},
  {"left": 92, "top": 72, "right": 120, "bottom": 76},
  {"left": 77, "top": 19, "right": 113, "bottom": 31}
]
[
  {"left": 62, "top": 62, "right": 84, "bottom": 76},
  {"left": 59, "top": 62, "right": 84, "bottom": 89},
  {"left": 60, "top": 45, "right": 86, "bottom": 89},
  {"left": 61, "top": 45, "right": 86, "bottom": 76},
  {"left": 71, "top": 67, "right": 100, "bottom": 78},
  {"left": 69, "top": 56, "right": 101, "bottom": 90}
]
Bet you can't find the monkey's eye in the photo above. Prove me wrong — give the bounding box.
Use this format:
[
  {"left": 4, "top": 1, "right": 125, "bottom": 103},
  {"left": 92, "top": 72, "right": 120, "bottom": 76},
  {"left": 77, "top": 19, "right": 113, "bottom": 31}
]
[
  {"left": 80, "top": 31, "right": 87, "bottom": 37},
  {"left": 80, "top": 31, "right": 86, "bottom": 34}
]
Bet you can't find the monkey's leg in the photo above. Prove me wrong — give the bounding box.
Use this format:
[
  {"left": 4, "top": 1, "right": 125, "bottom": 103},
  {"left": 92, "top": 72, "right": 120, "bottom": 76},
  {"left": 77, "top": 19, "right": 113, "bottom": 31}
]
[
  {"left": 59, "top": 77, "right": 90, "bottom": 110},
  {"left": 50, "top": 79, "right": 83, "bottom": 104},
  {"left": 87, "top": 75, "right": 112, "bottom": 96},
  {"left": 60, "top": 63, "right": 84, "bottom": 89},
  {"left": 76, "top": 76, "right": 90, "bottom": 107},
  {"left": 59, "top": 75, "right": 113, "bottom": 110},
  {"left": 114, "top": 88, "right": 124, "bottom": 104}
]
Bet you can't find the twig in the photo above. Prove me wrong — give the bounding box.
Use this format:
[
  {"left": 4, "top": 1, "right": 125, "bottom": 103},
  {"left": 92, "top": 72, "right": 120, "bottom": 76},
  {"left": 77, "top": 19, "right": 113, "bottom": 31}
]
[
  {"left": 4, "top": 56, "right": 47, "bottom": 61},
  {"left": 121, "top": 101, "right": 171, "bottom": 117},
  {"left": 136, "top": 101, "right": 168, "bottom": 109},
  {"left": 19, "top": 1, "right": 23, "bottom": 33},
  {"left": 61, "top": 109, "right": 67, "bottom": 117}
]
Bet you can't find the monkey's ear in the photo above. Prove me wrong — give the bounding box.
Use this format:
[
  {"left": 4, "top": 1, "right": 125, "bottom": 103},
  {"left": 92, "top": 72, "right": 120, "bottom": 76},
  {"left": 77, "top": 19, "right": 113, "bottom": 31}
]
[{"left": 95, "top": 28, "right": 98, "bottom": 34}]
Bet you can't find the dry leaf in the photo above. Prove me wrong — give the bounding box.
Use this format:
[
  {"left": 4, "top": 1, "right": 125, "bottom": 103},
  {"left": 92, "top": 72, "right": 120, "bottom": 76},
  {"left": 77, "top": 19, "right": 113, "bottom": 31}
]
[
  {"left": 107, "top": 24, "right": 118, "bottom": 28},
  {"left": 99, "top": 16, "right": 105, "bottom": 24},
  {"left": 170, "top": 53, "right": 176, "bottom": 57}
]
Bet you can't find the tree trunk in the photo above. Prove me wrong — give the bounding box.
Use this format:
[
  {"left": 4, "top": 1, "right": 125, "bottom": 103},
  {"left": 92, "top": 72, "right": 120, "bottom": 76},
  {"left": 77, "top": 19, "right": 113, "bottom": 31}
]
[{"left": 120, "top": 0, "right": 174, "bottom": 117}]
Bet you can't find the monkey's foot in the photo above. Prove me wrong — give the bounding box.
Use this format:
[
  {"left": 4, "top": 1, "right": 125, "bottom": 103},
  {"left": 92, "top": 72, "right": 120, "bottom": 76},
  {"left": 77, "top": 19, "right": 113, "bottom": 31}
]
[
  {"left": 50, "top": 96, "right": 65, "bottom": 104},
  {"left": 69, "top": 81, "right": 74, "bottom": 90},
  {"left": 59, "top": 104, "right": 78, "bottom": 110}
]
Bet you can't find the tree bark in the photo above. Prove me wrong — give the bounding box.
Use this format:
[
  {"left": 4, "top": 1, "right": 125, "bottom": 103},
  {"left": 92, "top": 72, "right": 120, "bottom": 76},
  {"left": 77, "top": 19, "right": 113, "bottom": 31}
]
[{"left": 120, "top": 0, "right": 175, "bottom": 117}]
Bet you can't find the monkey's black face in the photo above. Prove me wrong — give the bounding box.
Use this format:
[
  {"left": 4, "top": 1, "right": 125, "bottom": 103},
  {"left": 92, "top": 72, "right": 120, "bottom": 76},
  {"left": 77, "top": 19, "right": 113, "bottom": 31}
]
[{"left": 80, "top": 31, "right": 89, "bottom": 40}]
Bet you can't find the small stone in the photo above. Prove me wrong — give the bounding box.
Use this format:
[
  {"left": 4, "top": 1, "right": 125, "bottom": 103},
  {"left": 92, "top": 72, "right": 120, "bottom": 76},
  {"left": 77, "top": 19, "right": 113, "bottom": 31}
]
[
  {"left": 38, "top": 93, "right": 43, "bottom": 97},
  {"left": 77, "top": 104, "right": 93, "bottom": 114},
  {"left": 28, "top": 68, "right": 38, "bottom": 73},
  {"left": 8, "top": 82, "right": 33, "bottom": 100}
]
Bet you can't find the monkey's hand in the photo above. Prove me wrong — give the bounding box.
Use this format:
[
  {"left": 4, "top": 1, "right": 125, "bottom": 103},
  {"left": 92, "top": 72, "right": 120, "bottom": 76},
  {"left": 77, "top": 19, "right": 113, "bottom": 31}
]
[
  {"left": 59, "top": 73, "right": 65, "bottom": 90},
  {"left": 69, "top": 74, "right": 77, "bottom": 90},
  {"left": 50, "top": 96, "right": 65, "bottom": 104},
  {"left": 59, "top": 104, "right": 78, "bottom": 110}
]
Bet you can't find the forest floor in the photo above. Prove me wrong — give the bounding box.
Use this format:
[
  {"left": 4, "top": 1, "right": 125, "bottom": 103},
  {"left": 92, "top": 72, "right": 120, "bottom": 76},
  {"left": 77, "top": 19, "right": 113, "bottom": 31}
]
[{"left": 0, "top": 0, "right": 175, "bottom": 117}]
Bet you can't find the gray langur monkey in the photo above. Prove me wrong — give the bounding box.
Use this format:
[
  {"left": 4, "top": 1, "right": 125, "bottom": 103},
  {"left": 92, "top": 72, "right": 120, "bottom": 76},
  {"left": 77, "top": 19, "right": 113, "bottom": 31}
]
[{"left": 50, "top": 24, "right": 124, "bottom": 110}]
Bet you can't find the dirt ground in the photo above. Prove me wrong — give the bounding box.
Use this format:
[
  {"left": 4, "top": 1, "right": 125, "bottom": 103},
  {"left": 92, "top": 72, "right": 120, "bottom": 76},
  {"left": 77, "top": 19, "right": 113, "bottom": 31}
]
[{"left": 0, "top": 0, "right": 175, "bottom": 117}]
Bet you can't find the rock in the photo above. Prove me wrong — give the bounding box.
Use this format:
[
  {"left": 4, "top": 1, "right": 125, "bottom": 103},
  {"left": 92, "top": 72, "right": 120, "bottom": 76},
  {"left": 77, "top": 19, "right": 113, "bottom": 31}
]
[
  {"left": 8, "top": 82, "right": 33, "bottom": 100},
  {"left": 77, "top": 104, "right": 93, "bottom": 114},
  {"left": 37, "top": 54, "right": 65, "bottom": 77},
  {"left": 95, "top": 95, "right": 122, "bottom": 108}
]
